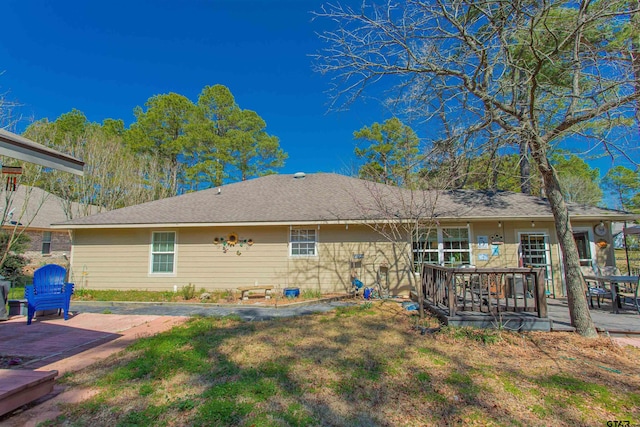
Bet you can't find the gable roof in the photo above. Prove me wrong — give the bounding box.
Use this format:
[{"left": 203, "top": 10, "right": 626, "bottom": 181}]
[
  {"left": 2, "top": 185, "right": 95, "bottom": 229},
  {"left": 0, "top": 128, "right": 84, "bottom": 175},
  {"left": 55, "top": 173, "right": 635, "bottom": 229}
]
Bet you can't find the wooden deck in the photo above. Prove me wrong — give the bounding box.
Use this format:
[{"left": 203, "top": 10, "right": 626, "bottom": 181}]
[
  {"left": 421, "top": 299, "right": 552, "bottom": 331},
  {"left": 419, "top": 265, "right": 551, "bottom": 331},
  {"left": 0, "top": 369, "right": 57, "bottom": 417}
]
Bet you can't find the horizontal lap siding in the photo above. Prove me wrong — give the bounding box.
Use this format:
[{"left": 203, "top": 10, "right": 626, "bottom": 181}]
[
  {"left": 470, "top": 220, "right": 563, "bottom": 294},
  {"left": 71, "top": 227, "right": 289, "bottom": 291},
  {"left": 70, "top": 224, "right": 414, "bottom": 293},
  {"left": 185, "top": 227, "right": 287, "bottom": 288},
  {"left": 310, "top": 225, "right": 413, "bottom": 294},
  {"left": 71, "top": 229, "right": 154, "bottom": 290}
]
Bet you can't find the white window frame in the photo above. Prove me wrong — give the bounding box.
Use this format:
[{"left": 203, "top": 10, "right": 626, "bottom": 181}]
[
  {"left": 149, "top": 231, "right": 177, "bottom": 275},
  {"left": 572, "top": 226, "right": 597, "bottom": 268},
  {"left": 441, "top": 227, "right": 472, "bottom": 267},
  {"left": 289, "top": 227, "right": 318, "bottom": 257},
  {"left": 517, "top": 230, "right": 553, "bottom": 291},
  {"left": 413, "top": 228, "right": 439, "bottom": 272},
  {"left": 42, "top": 231, "right": 52, "bottom": 255},
  {"left": 413, "top": 226, "right": 472, "bottom": 270}
]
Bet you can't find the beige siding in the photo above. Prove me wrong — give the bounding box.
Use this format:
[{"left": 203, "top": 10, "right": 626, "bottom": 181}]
[
  {"left": 468, "top": 220, "right": 564, "bottom": 294},
  {"left": 70, "top": 219, "right": 617, "bottom": 298},
  {"left": 70, "top": 224, "right": 415, "bottom": 295},
  {"left": 468, "top": 219, "right": 617, "bottom": 297}
]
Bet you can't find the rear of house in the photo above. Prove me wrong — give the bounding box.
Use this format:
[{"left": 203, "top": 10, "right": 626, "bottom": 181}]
[{"left": 58, "top": 173, "right": 635, "bottom": 297}]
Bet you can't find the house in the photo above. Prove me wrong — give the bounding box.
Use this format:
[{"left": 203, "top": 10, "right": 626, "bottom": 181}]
[
  {"left": 55, "top": 173, "right": 637, "bottom": 297},
  {"left": 2, "top": 185, "right": 95, "bottom": 270}
]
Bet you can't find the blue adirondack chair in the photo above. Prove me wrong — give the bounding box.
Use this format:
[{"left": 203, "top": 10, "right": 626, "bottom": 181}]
[{"left": 25, "top": 264, "right": 74, "bottom": 325}]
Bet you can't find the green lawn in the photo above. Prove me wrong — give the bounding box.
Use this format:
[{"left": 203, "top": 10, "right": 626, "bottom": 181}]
[
  {"left": 42, "top": 301, "right": 640, "bottom": 426},
  {"left": 7, "top": 287, "right": 236, "bottom": 303},
  {"left": 6, "top": 286, "right": 326, "bottom": 304}
]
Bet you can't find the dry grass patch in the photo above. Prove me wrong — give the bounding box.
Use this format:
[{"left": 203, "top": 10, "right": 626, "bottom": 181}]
[{"left": 44, "top": 301, "right": 640, "bottom": 426}]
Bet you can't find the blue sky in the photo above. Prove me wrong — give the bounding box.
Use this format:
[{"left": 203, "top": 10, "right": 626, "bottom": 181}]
[
  {"left": 0, "top": 0, "right": 636, "bottom": 192},
  {"left": 1, "top": 0, "right": 387, "bottom": 176}
]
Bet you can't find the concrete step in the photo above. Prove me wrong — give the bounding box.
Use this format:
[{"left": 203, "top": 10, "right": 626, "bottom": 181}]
[{"left": 0, "top": 369, "right": 58, "bottom": 417}]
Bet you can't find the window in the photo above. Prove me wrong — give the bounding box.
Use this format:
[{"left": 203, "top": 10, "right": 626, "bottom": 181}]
[
  {"left": 413, "top": 226, "right": 471, "bottom": 270},
  {"left": 573, "top": 231, "right": 593, "bottom": 267},
  {"left": 42, "top": 231, "right": 52, "bottom": 255},
  {"left": 413, "top": 228, "right": 439, "bottom": 271},
  {"left": 290, "top": 228, "right": 317, "bottom": 256},
  {"left": 151, "top": 232, "right": 176, "bottom": 274},
  {"left": 442, "top": 227, "right": 471, "bottom": 266}
]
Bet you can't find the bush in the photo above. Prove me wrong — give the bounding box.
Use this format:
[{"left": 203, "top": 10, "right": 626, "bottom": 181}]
[
  {"left": 180, "top": 283, "right": 196, "bottom": 300},
  {"left": 2, "top": 254, "right": 29, "bottom": 284},
  {"left": 0, "top": 232, "right": 31, "bottom": 285},
  {"left": 301, "top": 289, "right": 322, "bottom": 299}
]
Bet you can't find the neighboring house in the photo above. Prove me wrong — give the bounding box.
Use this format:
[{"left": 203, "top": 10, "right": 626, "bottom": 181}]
[
  {"left": 2, "top": 185, "right": 94, "bottom": 270},
  {"left": 55, "top": 173, "right": 637, "bottom": 297},
  {"left": 0, "top": 128, "right": 84, "bottom": 273}
]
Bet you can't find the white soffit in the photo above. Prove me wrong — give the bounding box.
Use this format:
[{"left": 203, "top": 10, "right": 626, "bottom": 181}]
[{"left": 0, "top": 128, "right": 84, "bottom": 176}]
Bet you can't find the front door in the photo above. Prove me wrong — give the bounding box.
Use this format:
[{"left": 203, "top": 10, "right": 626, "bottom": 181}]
[{"left": 519, "top": 232, "right": 554, "bottom": 297}]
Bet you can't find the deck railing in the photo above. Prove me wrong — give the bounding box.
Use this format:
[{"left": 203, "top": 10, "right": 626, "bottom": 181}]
[{"left": 420, "top": 264, "right": 548, "bottom": 318}]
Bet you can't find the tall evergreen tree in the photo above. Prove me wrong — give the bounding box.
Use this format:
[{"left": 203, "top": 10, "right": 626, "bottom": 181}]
[
  {"left": 125, "top": 93, "right": 198, "bottom": 195},
  {"left": 353, "top": 117, "right": 421, "bottom": 188}
]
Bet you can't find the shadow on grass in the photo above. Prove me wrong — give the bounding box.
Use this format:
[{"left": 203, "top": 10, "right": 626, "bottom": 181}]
[{"left": 44, "top": 302, "right": 640, "bottom": 426}]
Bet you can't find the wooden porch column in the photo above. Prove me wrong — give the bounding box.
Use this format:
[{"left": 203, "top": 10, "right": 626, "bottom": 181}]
[
  {"left": 447, "top": 271, "right": 456, "bottom": 316},
  {"left": 535, "top": 268, "right": 548, "bottom": 318}
]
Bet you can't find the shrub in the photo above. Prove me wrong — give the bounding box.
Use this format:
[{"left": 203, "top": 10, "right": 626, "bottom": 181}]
[
  {"left": 301, "top": 289, "right": 322, "bottom": 299},
  {"left": 1, "top": 254, "right": 29, "bottom": 284},
  {"left": 181, "top": 283, "right": 196, "bottom": 300},
  {"left": 0, "top": 232, "right": 31, "bottom": 285}
]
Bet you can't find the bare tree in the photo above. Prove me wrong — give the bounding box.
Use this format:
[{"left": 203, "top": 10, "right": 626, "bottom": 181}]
[
  {"left": 344, "top": 176, "right": 445, "bottom": 320},
  {"left": 0, "top": 72, "right": 21, "bottom": 131},
  {"left": 0, "top": 162, "right": 48, "bottom": 276},
  {"left": 23, "top": 116, "right": 168, "bottom": 216},
  {"left": 314, "top": 0, "right": 640, "bottom": 337}
]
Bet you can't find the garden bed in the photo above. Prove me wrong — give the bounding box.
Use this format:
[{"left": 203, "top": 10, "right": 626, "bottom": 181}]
[{"left": 69, "top": 288, "right": 352, "bottom": 306}]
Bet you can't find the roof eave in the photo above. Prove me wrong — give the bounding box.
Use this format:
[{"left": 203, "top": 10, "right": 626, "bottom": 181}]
[
  {"left": 0, "top": 129, "right": 85, "bottom": 176},
  {"left": 54, "top": 212, "right": 638, "bottom": 230},
  {"left": 53, "top": 219, "right": 399, "bottom": 229}
]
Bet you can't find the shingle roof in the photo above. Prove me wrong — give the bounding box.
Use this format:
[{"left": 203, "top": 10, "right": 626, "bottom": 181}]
[
  {"left": 56, "top": 173, "right": 635, "bottom": 228},
  {"left": 2, "top": 185, "right": 94, "bottom": 229}
]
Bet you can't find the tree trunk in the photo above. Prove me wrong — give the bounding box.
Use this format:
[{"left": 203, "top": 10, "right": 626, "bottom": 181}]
[
  {"left": 170, "top": 156, "right": 180, "bottom": 196},
  {"left": 529, "top": 138, "right": 598, "bottom": 337}
]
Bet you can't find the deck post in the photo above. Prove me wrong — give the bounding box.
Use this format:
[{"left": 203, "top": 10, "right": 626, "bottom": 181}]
[
  {"left": 447, "top": 271, "right": 456, "bottom": 316},
  {"left": 535, "top": 268, "right": 548, "bottom": 318}
]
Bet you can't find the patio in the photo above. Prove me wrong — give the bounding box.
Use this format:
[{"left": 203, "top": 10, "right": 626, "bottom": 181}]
[{"left": 0, "top": 312, "right": 188, "bottom": 424}]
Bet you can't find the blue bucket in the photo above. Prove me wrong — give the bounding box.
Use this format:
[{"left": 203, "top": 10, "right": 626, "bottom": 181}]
[
  {"left": 401, "top": 301, "right": 419, "bottom": 311},
  {"left": 283, "top": 287, "right": 300, "bottom": 298},
  {"left": 363, "top": 287, "right": 373, "bottom": 299}
]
